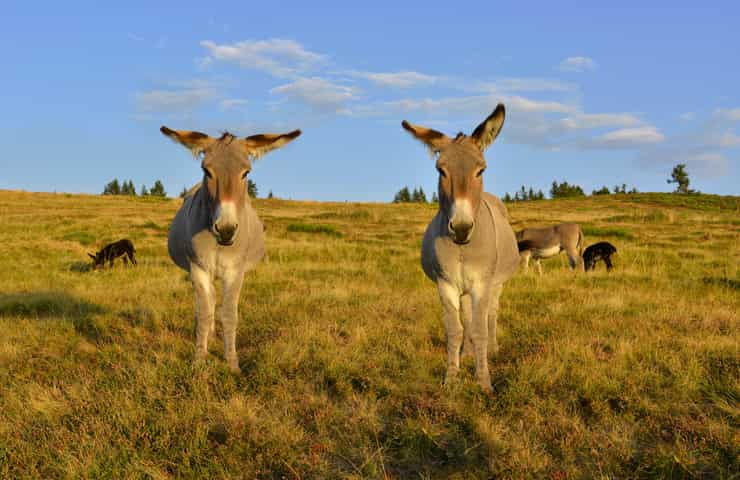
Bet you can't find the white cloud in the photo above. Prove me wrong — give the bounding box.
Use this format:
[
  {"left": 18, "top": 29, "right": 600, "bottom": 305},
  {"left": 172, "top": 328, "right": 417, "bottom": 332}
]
[
  {"left": 559, "top": 113, "right": 643, "bottom": 130},
  {"left": 591, "top": 126, "right": 665, "bottom": 148},
  {"left": 134, "top": 88, "right": 214, "bottom": 113},
  {"left": 479, "top": 77, "right": 577, "bottom": 93},
  {"left": 715, "top": 108, "right": 740, "bottom": 121},
  {"left": 220, "top": 98, "right": 248, "bottom": 110},
  {"left": 270, "top": 77, "right": 357, "bottom": 114},
  {"left": 679, "top": 112, "right": 695, "bottom": 121},
  {"left": 705, "top": 131, "right": 740, "bottom": 147},
  {"left": 346, "top": 70, "right": 438, "bottom": 88},
  {"left": 558, "top": 56, "right": 597, "bottom": 72},
  {"left": 200, "top": 39, "right": 325, "bottom": 78}
]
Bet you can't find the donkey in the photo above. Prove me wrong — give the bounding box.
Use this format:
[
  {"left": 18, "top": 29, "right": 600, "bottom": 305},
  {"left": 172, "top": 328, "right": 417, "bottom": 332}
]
[
  {"left": 88, "top": 239, "right": 137, "bottom": 269},
  {"left": 402, "top": 103, "right": 519, "bottom": 393},
  {"left": 516, "top": 223, "right": 583, "bottom": 275},
  {"left": 583, "top": 241, "right": 617, "bottom": 272},
  {"left": 161, "top": 126, "right": 301, "bottom": 372}
]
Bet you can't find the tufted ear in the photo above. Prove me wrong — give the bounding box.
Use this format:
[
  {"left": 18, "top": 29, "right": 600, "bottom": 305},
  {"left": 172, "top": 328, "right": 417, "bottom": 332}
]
[
  {"left": 87, "top": 253, "right": 96, "bottom": 260},
  {"left": 160, "top": 126, "right": 216, "bottom": 156},
  {"left": 240, "top": 129, "right": 302, "bottom": 159},
  {"left": 401, "top": 120, "right": 451, "bottom": 155},
  {"left": 471, "top": 103, "right": 505, "bottom": 151}
]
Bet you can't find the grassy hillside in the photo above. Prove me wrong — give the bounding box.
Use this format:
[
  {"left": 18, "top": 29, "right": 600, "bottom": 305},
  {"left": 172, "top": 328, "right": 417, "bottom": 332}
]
[{"left": 0, "top": 190, "right": 737, "bottom": 479}]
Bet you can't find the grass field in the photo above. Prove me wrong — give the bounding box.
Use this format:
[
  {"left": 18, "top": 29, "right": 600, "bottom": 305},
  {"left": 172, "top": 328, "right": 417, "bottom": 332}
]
[{"left": 0, "top": 189, "right": 737, "bottom": 479}]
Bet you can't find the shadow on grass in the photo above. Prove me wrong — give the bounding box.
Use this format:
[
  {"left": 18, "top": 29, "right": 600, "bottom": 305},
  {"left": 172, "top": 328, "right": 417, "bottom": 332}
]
[
  {"left": 0, "top": 291, "right": 108, "bottom": 342},
  {"left": 702, "top": 277, "right": 740, "bottom": 290}
]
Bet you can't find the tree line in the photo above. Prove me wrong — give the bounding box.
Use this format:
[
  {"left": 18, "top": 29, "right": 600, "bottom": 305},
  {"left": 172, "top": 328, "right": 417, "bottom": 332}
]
[
  {"left": 103, "top": 179, "right": 167, "bottom": 197},
  {"left": 393, "top": 186, "right": 438, "bottom": 204},
  {"left": 394, "top": 164, "right": 696, "bottom": 204}
]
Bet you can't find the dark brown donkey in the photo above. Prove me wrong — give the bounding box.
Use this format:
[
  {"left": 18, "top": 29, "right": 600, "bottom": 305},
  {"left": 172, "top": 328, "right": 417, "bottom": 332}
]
[{"left": 88, "top": 239, "right": 137, "bottom": 269}]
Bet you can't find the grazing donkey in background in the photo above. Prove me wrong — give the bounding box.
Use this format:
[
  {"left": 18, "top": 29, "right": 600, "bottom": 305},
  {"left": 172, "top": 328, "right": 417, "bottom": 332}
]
[
  {"left": 516, "top": 223, "right": 583, "bottom": 275},
  {"left": 161, "top": 126, "right": 301, "bottom": 372},
  {"left": 88, "top": 239, "right": 137, "bottom": 269},
  {"left": 402, "top": 103, "right": 519, "bottom": 393},
  {"left": 583, "top": 241, "right": 617, "bottom": 272}
]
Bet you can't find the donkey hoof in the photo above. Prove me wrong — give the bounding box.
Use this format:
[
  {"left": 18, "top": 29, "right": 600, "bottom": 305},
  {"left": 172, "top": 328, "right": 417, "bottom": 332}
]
[
  {"left": 226, "top": 357, "right": 241, "bottom": 373},
  {"left": 477, "top": 379, "right": 493, "bottom": 395}
]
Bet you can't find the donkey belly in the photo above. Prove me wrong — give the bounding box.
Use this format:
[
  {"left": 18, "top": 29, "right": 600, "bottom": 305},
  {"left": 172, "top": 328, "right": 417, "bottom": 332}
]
[
  {"left": 168, "top": 207, "right": 193, "bottom": 271},
  {"left": 532, "top": 245, "right": 561, "bottom": 259}
]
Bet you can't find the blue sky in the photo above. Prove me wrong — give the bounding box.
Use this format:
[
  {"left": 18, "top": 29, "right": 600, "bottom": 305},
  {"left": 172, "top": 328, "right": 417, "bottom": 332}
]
[{"left": 2, "top": 1, "right": 738, "bottom": 200}]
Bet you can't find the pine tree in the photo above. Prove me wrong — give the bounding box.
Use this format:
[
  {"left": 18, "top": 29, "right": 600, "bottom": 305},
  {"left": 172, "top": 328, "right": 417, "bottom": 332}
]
[
  {"left": 667, "top": 164, "right": 693, "bottom": 194},
  {"left": 247, "top": 179, "right": 258, "bottom": 198},
  {"left": 393, "top": 186, "right": 411, "bottom": 203},
  {"left": 103, "top": 179, "right": 121, "bottom": 195},
  {"left": 149, "top": 180, "right": 167, "bottom": 197},
  {"left": 140, "top": 184, "right": 149, "bottom": 196}
]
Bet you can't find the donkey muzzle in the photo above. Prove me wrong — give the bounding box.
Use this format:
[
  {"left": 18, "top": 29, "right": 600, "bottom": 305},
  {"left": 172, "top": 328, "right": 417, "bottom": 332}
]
[
  {"left": 448, "top": 220, "right": 474, "bottom": 244},
  {"left": 214, "top": 223, "right": 238, "bottom": 245}
]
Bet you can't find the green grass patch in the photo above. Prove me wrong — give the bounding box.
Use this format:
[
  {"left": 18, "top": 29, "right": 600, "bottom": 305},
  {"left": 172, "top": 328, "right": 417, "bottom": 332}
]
[
  {"left": 582, "top": 225, "right": 635, "bottom": 240},
  {"left": 287, "top": 222, "right": 343, "bottom": 237},
  {"left": 61, "top": 230, "right": 96, "bottom": 245}
]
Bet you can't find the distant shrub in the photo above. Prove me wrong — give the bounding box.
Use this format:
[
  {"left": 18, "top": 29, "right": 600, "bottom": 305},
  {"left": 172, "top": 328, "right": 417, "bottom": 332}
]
[
  {"left": 287, "top": 223, "right": 342, "bottom": 237},
  {"left": 592, "top": 186, "right": 611, "bottom": 195},
  {"left": 504, "top": 185, "right": 546, "bottom": 202},
  {"left": 583, "top": 226, "right": 635, "bottom": 240},
  {"left": 550, "top": 180, "right": 585, "bottom": 198},
  {"left": 62, "top": 231, "right": 95, "bottom": 245}
]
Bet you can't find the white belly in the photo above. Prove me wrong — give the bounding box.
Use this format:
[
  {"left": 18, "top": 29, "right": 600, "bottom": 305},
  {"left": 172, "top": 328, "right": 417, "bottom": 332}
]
[{"left": 532, "top": 245, "right": 561, "bottom": 259}]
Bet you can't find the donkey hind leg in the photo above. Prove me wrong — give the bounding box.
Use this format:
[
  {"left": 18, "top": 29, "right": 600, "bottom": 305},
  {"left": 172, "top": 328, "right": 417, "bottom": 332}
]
[
  {"left": 521, "top": 251, "right": 531, "bottom": 273},
  {"left": 438, "top": 281, "right": 463, "bottom": 385},
  {"left": 470, "top": 284, "right": 494, "bottom": 392},
  {"left": 535, "top": 259, "right": 543, "bottom": 276},
  {"left": 122, "top": 256, "right": 128, "bottom": 266},
  {"left": 220, "top": 269, "right": 246, "bottom": 373},
  {"left": 460, "top": 294, "right": 474, "bottom": 360},
  {"left": 190, "top": 265, "right": 216, "bottom": 363},
  {"left": 488, "top": 283, "right": 503, "bottom": 355}
]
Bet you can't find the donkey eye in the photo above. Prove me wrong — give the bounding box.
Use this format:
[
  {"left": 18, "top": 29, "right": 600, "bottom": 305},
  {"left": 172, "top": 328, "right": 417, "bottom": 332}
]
[
  {"left": 202, "top": 166, "right": 212, "bottom": 178},
  {"left": 241, "top": 170, "right": 250, "bottom": 179},
  {"left": 437, "top": 167, "right": 447, "bottom": 178},
  {"left": 476, "top": 168, "right": 486, "bottom": 177}
]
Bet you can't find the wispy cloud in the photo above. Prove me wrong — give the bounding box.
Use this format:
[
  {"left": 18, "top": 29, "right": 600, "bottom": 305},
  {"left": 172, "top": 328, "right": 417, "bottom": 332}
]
[
  {"left": 558, "top": 56, "right": 597, "bottom": 72},
  {"left": 559, "top": 113, "right": 643, "bottom": 130},
  {"left": 220, "top": 98, "right": 248, "bottom": 110},
  {"left": 477, "top": 77, "right": 577, "bottom": 93},
  {"left": 589, "top": 126, "right": 665, "bottom": 148},
  {"left": 134, "top": 88, "right": 215, "bottom": 113},
  {"left": 679, "top": 112, "right": 695, "bottom": 121},
  {"left": 199, "top": 39, "right": 325, "bottom": 78},
  {"left": 345, "top": 70, "right": 438, "bottom": 88},
  {"left": 270, "top": 77, "right": 357, "bottom": 114}
]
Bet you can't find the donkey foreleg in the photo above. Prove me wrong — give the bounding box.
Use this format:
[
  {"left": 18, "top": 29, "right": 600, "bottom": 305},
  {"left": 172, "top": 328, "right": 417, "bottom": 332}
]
[
  {"left": 470, "top": 285, "right": 494, "bottom": 393},
  {"left": 488, "top": 283, "right": 503, "bottom": 355},
  {"left": 190, "top": 265, "right": 216, "bottom": 362},
  {"left": 437, "top": 281, "right": 463, "bottom": 384},
  {"left": 220, "top": 269, "right": 245, "bottom": 373},
  {"left": 460, "top": 294, "right": 474, "bottom": 360}
]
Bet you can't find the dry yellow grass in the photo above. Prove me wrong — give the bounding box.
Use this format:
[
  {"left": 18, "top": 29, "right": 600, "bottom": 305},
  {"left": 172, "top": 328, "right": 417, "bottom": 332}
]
[{"left": 0, "top": 189, "right": 737, "bottom": 478}]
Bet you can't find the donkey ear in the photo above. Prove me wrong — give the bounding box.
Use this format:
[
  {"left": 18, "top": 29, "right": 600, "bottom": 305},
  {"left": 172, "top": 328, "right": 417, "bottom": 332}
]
[
  {"left": 401, "top": 121, "right": 450, "bottom": 155},
  {"left": 471, "top": 103, "right": 505, "bottom": 151},
  {"left": 240, "top": 130, "right": 302, "bottom": 159},
  {"left": 88, "top": 253, "right": 96, "bottom": 260},
  {"left": 160, "top": 126, "right": 216, "bottom": 156}
]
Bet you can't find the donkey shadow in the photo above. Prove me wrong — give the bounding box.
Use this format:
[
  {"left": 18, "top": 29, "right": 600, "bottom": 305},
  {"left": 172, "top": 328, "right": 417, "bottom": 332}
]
[{"left": 0, "top": 291, "right": 108, "bottom": 342}]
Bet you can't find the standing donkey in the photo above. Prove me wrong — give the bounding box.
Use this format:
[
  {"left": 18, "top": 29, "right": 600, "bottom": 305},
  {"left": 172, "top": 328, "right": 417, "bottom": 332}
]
[
  {"left": 161, "top": 126, "right": 301, "bottom": 372},
  {"left": 516, "top": 223, "right": 584, "bottom": 275},
  {"left": 402, "top": 104, "right": 519, "bottom": 392}
]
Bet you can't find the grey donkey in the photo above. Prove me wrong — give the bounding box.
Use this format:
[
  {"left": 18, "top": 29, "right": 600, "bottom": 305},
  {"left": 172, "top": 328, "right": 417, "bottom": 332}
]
[
  {"left": 516, "top": 223, "right": 584, "bottom": 275},
  {"left": 161, "top": 126, "right": 301, "bottom": 372},
  {"left": 402, "top": 103, "right": 519, "bottom": 393}
]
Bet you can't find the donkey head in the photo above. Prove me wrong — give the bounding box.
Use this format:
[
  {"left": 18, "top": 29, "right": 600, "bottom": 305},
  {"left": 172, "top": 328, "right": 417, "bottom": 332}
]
[
  {"left": 402, "top": 104, "right": 505, "bottom": 244},
  {"left": 87, "top": 251, "right": 104, "bottom": 270},
  {"left": 161, "top": 126, "right": 301, "bottom": 245}
]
